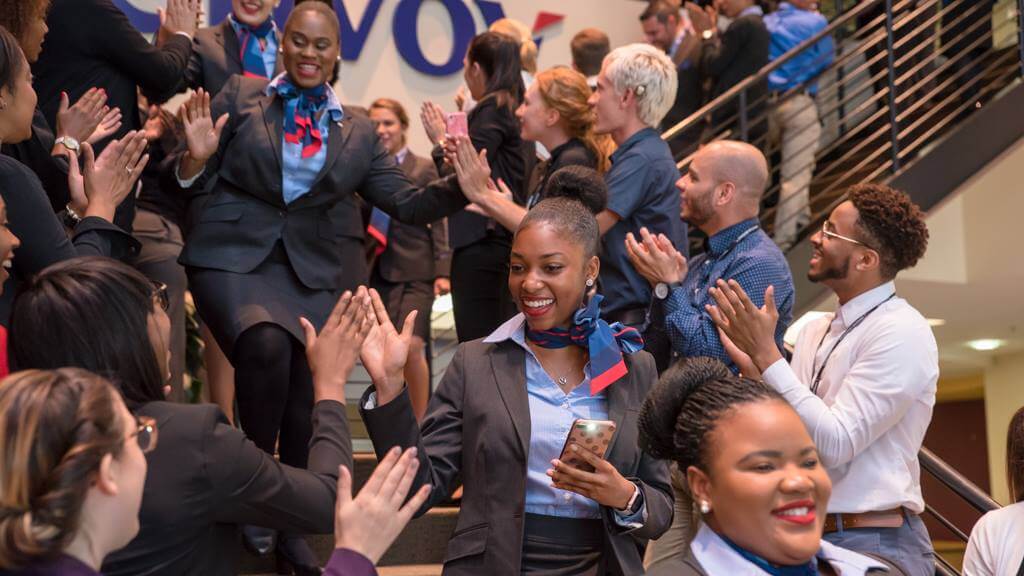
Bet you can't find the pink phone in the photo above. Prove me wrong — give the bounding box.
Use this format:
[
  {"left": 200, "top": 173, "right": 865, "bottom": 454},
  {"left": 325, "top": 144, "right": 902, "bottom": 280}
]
[
  {"left": 445, "top": 111, "right": 469, "bottom": 138},
  {"left": 558, "top": 419, "right": 617, "bottom": 472}
]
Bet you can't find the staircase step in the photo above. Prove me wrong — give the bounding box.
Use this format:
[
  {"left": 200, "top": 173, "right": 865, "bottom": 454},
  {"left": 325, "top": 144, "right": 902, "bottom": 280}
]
[{"left": 237, "top": 507, "right": 458, "bottom": 574}]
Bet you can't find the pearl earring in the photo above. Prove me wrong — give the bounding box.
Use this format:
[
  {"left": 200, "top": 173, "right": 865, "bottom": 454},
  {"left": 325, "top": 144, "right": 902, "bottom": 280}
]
[
  {"left": 699, "top": 500, "right": 711, "bottom": 514},
  {"left": 586, "top": 278, "right": 594, "bottom": 287}
]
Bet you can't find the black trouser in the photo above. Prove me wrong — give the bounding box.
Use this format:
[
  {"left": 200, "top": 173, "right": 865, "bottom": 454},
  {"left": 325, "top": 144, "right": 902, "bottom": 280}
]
[
  {"left": 450, "top": 235, "right": 516, "bottom": 343},
  {"left": 232, "top": 323, "right": 314, "bottom": 467}
]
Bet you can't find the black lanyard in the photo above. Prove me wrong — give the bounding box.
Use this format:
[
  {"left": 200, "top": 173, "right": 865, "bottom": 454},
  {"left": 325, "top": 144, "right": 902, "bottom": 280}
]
[
  {"left": 810, "top": 293, "right": 896, "bottom": 395},
  {"left": 693, "top": 225, "right": 760, "bottom": 297}
]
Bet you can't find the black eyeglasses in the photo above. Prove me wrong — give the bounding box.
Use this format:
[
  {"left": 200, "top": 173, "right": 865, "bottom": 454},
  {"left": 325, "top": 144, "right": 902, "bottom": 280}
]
[
  {"left": 151, "top": 281, "right": 169, "bottom": 312},
  {"left": 133, "top": 415, "right": 159, "bottom": 454}
]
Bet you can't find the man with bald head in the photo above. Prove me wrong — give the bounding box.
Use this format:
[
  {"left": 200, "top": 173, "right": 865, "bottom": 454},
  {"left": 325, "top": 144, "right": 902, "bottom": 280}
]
[
  {"left": 626, "top": 140, "right": 794, "bottom": 369},
  {"left": 626, "top": 140, "right": 795, "bottom": 574}
]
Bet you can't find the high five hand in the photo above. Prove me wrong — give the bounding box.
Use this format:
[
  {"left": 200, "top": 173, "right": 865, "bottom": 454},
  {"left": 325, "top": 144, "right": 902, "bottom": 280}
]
[
  {"left": 180, "top": 88, "right": 229, "bottom": 165},
  {"left": 360, "top": 288, "right": 417, "bottom": 407}
]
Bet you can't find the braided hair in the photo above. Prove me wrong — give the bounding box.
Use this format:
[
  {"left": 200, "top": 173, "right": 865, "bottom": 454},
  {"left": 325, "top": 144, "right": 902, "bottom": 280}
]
[{"left": 638, "top": 357, "right": 785, "bottom": 472}]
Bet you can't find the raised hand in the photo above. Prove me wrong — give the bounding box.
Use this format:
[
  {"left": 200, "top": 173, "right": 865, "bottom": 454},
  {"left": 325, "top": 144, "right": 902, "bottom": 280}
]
[
  {"left": 451, "top": 136, "right": 493, "bottom": 205},
  {"left": 548, "top": 444, "right": 636, "bottom": 510},
  {"left": 87, "top": 106, "right": 123, "bottom": 145},
  {"left": 300, "top": 287, "right": 373, "bottom": 404},
  {"left": 333, "top": 447, "right": 431, "bottom": 564},
  {"left": 360, "top": 288, "right": 416, "bottom": 406},
  {"left": 55, "top": 88, "right": 108, "bottom": 146},
  {"left": 420, "top": 102, "right": 447, "bottom": 146},
  {"left": 180, "top": 89, "right": 229, "bottom": 166},
  {"left": 160, "top": 0, "right": 201, "bottom": 39},
  {"left": 706, "top": 279, "right": 782, "bottom": 372},
  {"left": 66, "top": 132, "right": 149, "bottom": 222},
  {"left": 624, "top": 226, "right": 688, "bottom": 287}
]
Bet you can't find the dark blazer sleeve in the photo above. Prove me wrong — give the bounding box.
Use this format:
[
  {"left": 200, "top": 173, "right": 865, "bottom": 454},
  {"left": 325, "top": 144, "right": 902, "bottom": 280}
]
[
  {"left": 409, "top": 156, "right": 450, "bottom": 277},
  {"left": 173, "top": 74, "right": 241, "bottom": 198},
  {"left": 204, "top": 400, "right": 351, "bottom": 532},
  {"left": 701, "top": 18, "right": 754, "bottom": 77},
  {"left": 83, "top": 0, "right": 192, "bottom": 99},
  {"left": 359, "top": 344, "right": 469, "bottom": 518},
  {"left": 323, "top": 549, "right": 378, "bottom": 576}
]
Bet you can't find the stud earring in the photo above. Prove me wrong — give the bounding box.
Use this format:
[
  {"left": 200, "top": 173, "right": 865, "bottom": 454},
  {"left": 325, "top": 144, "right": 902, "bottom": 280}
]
[
  {"left": 699, "top": 500, "right": 711, "bottom": 514},
  {"left": 586, "top": 278, "right": 594, "bottom": 287}
]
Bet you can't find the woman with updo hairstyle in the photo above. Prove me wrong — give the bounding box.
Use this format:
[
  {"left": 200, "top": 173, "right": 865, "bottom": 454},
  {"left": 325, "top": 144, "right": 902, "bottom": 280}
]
[
  {"left": 358, "top": 196, "right": 672, "bottom": 574},
  {"left": 638, "top": 357, "right": 904, "bottom": 575},
  {"left": 0, "top": 368, "right": 152, "bottom": 575}
]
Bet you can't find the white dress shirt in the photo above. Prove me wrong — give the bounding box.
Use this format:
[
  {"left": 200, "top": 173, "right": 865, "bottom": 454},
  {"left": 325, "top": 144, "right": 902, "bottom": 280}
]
[
  {"left": 690, "top": 523, "right": 888, "bottom": 575},
  {"left": 963, "top": 501, "right": 1024, "bottom": 576},
  {"left": 762, "top": 281, "right": 938, "bottom": 514}
]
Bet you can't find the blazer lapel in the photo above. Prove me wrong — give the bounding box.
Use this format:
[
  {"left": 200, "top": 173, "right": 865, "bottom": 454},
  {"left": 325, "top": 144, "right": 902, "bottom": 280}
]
[
  {"left": 312, "top": 116, "right": 351, "bottom": 184},
  {"left": 491, "top": 343, "right": 530, "bottom": 459},
  {"left": 220, "top": 20, "right": 243, "bottom": 70},
  {"left": 604, "top": 374, "right": 629, "bottom": 460},
  {"left": 259, "top": 93, "right": 284, "bottom": 172}
]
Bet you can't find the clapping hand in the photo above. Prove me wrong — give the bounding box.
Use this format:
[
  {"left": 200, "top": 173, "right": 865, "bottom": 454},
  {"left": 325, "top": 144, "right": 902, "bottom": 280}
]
[
  {"left": 158, "top": 0, "right": 202, "bottom": 41},
  {"left": 333, "top": 447, "right": 431, "bottom": 564},
  {"left": 548, "top": 445, "right": 636, "bottom": 511},
  {"left": 88, "top": 107, "right": 124, "bottom": 145},
  {"left": 301, "top": 287, "right": 373, "bottom": 404},
  {"left": 451, "top": 136, "right": 493, "bottom": 205},
  {"left": 67, "top": 131, "right": 149, "bottom": 222},
  {"left": 180, "top": 89, "right": 229, "bottom": 176},
  {"left": 55, "top": 88, "right": 117, "bottom": 148},
  {"left": 360, "top": 289, "right": 417, "bottom": 406},
  {"left": 706, "top": 279, "right": 783, "bottom": 372},
  {"left": 420, "top": 102, "right": 447, "bottom": 147},
  {"left": 624, "top": 226, "right": 688, "bottom": 286}
]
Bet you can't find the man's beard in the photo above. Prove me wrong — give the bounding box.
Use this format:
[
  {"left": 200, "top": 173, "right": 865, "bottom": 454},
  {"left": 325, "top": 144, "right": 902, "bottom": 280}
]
[
  {"left": 682, "top": 195, "right": 715, "bottom": 229},
  {"left": 808, "top": 252, "right": 851, "bottom": 283}
]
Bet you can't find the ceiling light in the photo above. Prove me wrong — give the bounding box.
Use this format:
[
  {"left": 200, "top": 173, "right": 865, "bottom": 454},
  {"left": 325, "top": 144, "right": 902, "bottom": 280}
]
[
  {"left": 966, "top": 339, "right": 1004, "bottom": 351},
  {"left": 784, "top": 311, "right": 831, "bottom": 347}
]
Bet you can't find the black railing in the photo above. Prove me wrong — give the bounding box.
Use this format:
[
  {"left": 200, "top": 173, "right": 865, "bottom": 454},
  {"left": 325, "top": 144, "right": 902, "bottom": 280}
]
[{"left": 663, "top": 0, "right": 1024, "bottom": 254}]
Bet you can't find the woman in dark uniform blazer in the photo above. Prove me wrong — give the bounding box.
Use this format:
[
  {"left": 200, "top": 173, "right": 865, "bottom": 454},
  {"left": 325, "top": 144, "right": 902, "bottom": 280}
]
[
  {"left": 367, "top": 97, "right": 447, "bottom": 422},
  {"left": 358, "top": 198, "right": 673, "bottom": 575},
  {"left": 174, "top": 2, "right": 466, "bottom": 565},
  {"left": 421, "top": 31, "right": 529, "bottom": 343}
]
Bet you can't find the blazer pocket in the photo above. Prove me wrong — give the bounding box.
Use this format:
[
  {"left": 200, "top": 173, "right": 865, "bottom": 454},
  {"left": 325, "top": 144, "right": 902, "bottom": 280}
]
[
  {"left": 444, "top": 523, "right": 488, "bottom": 563},
  {"left": 199, "top": 201, "right": 246, "bottom": 223},
  {"left": 318, "top": 213, "right": 364, "bottom": 240}
]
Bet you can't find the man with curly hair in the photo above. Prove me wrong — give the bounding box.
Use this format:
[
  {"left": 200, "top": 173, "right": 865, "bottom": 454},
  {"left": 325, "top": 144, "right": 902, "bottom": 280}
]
[{"left": 707, "top": 183, "right": 938, "bottom": 576}]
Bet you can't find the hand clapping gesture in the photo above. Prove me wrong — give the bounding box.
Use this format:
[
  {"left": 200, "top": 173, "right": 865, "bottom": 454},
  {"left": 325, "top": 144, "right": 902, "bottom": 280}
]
[
  {"left": 548, "top": 445, "right": 637, "bottom": 511},
  {"left": 301, "top": 287, "right": 374, "bottom": 404},
  {"left": 360, "top": 289, "right": 417, "bottom": 407},
  {"left": 158, "top": 0, "right": 202, "bottom": 41},
  {"left": 66, "top": 130, "right": 149, "bottom": 222},
  {"left": 624, "top": 226, "right": 688, "bottom": 287},
  {"left": 179, "top": 89, "right": 229, "bottom": 178},
  {"left": 706, "top": 279, "right": 783, "bottom": 374},
  {"left": 420, "top": 102, "right": 447, "bottom": 147},
  {"left": 55, "top": 88, "right": 122, "bottom": 148},
  {"left": 333, "top": 446, "right": 431, "bottom": 564}
]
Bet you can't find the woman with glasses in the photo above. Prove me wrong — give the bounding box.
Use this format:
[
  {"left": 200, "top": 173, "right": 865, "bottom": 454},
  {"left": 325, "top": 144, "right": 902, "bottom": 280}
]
[
  {"left": 7, "top": 256, "right": 377, "bottom": 576},
  {"left": 0, "top": 368, "right": 153, "bottom": 575}
]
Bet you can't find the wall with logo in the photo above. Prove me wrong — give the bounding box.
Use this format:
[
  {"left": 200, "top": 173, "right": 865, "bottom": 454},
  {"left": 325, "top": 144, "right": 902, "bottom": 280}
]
[{"left": 115, "top": 0, "right": 646, "bottom": 154}]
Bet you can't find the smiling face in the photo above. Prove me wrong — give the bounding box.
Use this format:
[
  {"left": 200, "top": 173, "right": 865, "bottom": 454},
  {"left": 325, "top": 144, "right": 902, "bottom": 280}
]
[
  {"left": 0, "top": 196, "right": 20, "bottom": 290},
  {"left": 589, "top": 65, "right": 626, "bottom": 136},
  {"left": 641, "top": 15, "right": 676, "bottom": 52},
  {"left": 282, "top": 9, "right": 339, "bottom": 89},
  {"left": 807, "top": 201, "right": 866, "bottom": 284},
  {"left": 509, "top": 222, "right": 599, "bottom": 331},
  {"left": 689, "top": 399, "right": 831, "bottom": 566},
  {"left": 0, "top": 48, "right": 38, "bottom": 144},
  {"left": 676, "top": 152, "right": 718, "bottom": 230},
  {"left": 109, "top": 396, "right": 148, "bottom": 547},
  {"left": 19, "top": 8, "right": 49, "bottom": 63},
  {"left": 370, "top": 106, "right": 406, "bottom": 156},
  {"left": 232, "top": 0, "right": 278, "bottom": 27},
  {"left": 516, "top": 82, "right": 558, "bottom": 142}
]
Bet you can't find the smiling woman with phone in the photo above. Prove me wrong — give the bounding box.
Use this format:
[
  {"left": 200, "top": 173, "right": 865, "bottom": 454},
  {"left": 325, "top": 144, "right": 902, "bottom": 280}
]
[
  {"left": 358, "top": 197, "right": 672, "bottom": 575},
  {"left": 638, "top": 357, "right": 905, "bottom": 576}
]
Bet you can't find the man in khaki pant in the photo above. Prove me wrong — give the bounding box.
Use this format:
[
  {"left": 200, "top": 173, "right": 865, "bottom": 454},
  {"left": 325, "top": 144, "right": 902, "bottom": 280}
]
[{"left": 764, "top": 1, "right": 834, "bottom": 250}]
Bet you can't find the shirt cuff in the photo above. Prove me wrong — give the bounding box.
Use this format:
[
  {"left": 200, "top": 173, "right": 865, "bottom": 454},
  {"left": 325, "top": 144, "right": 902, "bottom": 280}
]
[
  {"left": 175, "top": 160, "right": 204, "bottom": 188},
  {"left": 762, "top": 358, "right": 801, "bottom": 394},
  {"left": 174, "top": 31, "right": 193, "bottom": 41},
  {"left": 612, "top": 483, "right": 646, "bottom": 529},
  {"left": 324, "top": 548, "right": 376, "bottom": 576}
]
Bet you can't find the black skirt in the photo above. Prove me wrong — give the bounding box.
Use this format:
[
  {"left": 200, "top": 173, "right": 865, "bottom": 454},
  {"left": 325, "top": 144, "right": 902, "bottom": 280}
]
[
  {"left": 186, "top": 242, "right": 339, "bottom": 358},
  {"left": 520, "top": 514, "right": 606, "bottom": 575}
]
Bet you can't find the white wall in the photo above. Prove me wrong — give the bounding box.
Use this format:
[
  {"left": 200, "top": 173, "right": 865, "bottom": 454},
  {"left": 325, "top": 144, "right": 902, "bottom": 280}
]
[{"left": 124, "top": 0, "right": 646, "bottom": 153}]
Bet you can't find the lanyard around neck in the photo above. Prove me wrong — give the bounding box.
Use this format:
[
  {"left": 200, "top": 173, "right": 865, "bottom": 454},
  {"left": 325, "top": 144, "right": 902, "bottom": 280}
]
[
  {"left": 706, "top": 225, "right": 760, "bottom": 264},
  {"left": 810, "top": 293, "right": 896, "bottom": 395}
]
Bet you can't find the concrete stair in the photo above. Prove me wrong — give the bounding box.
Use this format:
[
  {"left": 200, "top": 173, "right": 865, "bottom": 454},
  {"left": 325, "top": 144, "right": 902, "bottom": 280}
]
[{"left": 238, "top": 453, "right": 456, "bottom": 575}]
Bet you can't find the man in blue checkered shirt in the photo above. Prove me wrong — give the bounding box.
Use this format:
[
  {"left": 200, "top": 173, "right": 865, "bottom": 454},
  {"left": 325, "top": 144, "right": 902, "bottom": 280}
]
[{"left": 626, "top": 140, "right": 795, "bottom": 373}]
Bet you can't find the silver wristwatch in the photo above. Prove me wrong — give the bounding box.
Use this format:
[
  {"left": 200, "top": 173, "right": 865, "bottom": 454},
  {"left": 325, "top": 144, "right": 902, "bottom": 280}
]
[
  {"left": 55, "top": 136, "right": 81, "bottom": 153},
  {"left": 654, "top": 281, "right": 682, "bottom": 300}
]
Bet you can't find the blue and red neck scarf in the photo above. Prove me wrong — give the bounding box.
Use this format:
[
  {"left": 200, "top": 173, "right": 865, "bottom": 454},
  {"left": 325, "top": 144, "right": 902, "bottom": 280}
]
[
  {"left": 274, "top": 79, "right": 328, "bottom": 159},
  {"left": 723, "top": 536, "right": 819, "bottom": 576},
  {"left": 525, "top": 294, "right": 644, "bottom": 395},
  {"left": 234, "top": 17, "right": 275, "bottom": 79}
]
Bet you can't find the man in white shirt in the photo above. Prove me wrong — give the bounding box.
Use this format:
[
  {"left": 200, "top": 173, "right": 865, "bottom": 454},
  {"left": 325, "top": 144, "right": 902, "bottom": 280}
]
[{"left": 706, "top": 183, "right": 937, "bottom": 576}]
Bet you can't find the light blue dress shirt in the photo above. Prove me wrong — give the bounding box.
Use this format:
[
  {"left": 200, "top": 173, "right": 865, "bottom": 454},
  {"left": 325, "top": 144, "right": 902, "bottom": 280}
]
[
  {"left": 228, "top": 14, "right": 278, "bottom": 79},
  {"left": 483, "top": 314, "right": 645, "bottom": 526},
  {"left": 764, "top": 3, "right": 835, "bottom": 94},
  {"left": 265, "top": 74, "right": 344, "bottom": 204}
]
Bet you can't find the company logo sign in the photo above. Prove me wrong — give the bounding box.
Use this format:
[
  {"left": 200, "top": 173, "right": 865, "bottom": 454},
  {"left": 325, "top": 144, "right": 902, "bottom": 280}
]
[{"left": 114, "top": 0, "right": 563, "bottom": 76}]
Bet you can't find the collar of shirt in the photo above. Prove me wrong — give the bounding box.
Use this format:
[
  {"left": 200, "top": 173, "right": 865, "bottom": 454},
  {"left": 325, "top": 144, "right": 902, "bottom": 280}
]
[
  {"left": 394, "top": 146, "right": 410, "bottom": 165},
  {"left": 483, "top": 313, "right": 530, "bottom": 349},
  {"left": 835, "top": 280, "right": 896, "bottom": 330},
  {"left": 739, "top": 5, "right": 765, "bottom": 18},
  {"left": 265, "top": 73, "right": 345, "bottom": 124},
  {"left": 704, "top": 217, "right": 760, "bottom": 257},
  {"left": 609, "top": 127, "right": 659, "bottom": 165},
  {"left": 668, "top": 27, "right": 687, "bottom": 60},
  {"left": 691, "top": 524, "right": 886, "bottom": 575}
]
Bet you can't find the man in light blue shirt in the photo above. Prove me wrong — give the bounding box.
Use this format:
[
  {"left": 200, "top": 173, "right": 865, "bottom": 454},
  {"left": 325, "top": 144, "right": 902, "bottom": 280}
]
[{"left": 764, "top": 1, "right": 834, "bottom": 250}]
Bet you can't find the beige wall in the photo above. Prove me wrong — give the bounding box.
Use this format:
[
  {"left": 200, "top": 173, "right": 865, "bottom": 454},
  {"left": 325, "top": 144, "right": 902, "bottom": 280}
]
[{"left": 983, "top": 350, "right": 1024, "bottom": 504}]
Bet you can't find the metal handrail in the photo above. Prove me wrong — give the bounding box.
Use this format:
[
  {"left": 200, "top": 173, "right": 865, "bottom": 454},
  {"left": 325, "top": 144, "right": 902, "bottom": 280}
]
[{"left": 920, "top": 447, "right": 1002, "bottom": 514}]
